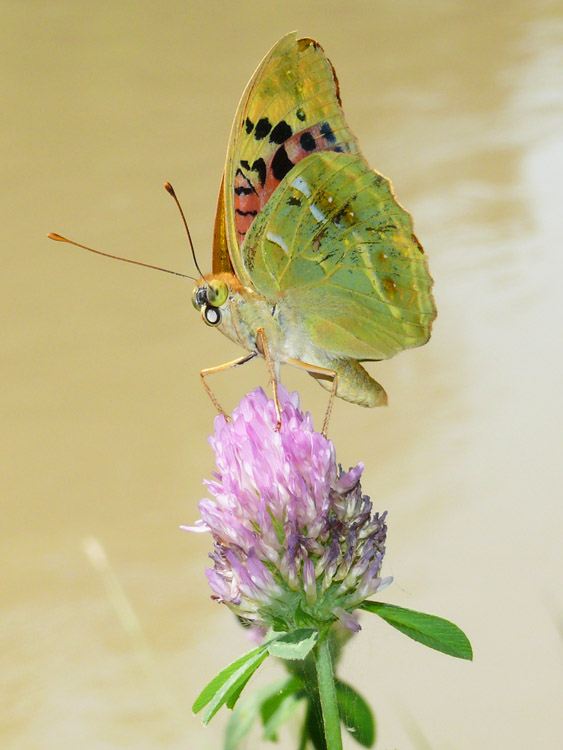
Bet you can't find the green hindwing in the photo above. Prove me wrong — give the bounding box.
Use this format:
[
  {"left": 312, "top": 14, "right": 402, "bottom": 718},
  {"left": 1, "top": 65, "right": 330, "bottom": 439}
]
[{"left": 241, "top": 151, "right": 436, "bottom": 360}]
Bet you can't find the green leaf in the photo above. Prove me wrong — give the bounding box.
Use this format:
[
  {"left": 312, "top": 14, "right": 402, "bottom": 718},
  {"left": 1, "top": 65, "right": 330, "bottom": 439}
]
[
  {"left": 226, "top": 668, "right": 256, "bottom": 710},
  {"left": 204, "top": 651, "right": 269, "bottom": 724},
  {"left": 260, "top": 676, "right": 303, "bottom": 726},
  {"left": 267, "top": 628, "right": 318, "bottom": 660},
  {"left": 193, "top": 646, "right": 265, "bottom": 713},
  {"left": 225, "top": 678, "right": 292, "bottom": 750},
  {"left": 263, "top": 691, "right": 303, "bottom": 740},
  {"left": 335, "top": 679, "right": 376, "bottom": 747},
  {"left": 305, "top": 702, "right": 327, "bottom": 750},
  {"left": 192, "top": 645, "right": 269, "bottom": 724},
  {"left": 360, "top": 601, "right": 473, "bottom": 660}
]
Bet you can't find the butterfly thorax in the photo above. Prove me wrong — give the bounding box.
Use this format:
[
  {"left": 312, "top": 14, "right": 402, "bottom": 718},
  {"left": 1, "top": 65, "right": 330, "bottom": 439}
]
[
  {"left": 195, "top": 272, "right": 392, "bottom": 407},
  {"left": 198, "top": 272, "right": 330, "bottom": 373}
]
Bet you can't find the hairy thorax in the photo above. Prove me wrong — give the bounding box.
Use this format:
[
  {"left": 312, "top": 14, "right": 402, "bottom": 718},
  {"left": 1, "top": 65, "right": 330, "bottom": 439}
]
[{"left": 206, "top": 273, "right": 387, "bottom": 408}]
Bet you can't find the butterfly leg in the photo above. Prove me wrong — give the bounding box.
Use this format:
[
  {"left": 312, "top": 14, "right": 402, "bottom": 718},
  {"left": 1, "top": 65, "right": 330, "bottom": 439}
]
[
  {"left": 255, "top": 327, "right": 282, "bottom": 430},
  {"left": 200, "top": 352, "right": 257, "bottom": 419},
  {"left": 285, "top": 357, "right": 338, "bottom": 437}
]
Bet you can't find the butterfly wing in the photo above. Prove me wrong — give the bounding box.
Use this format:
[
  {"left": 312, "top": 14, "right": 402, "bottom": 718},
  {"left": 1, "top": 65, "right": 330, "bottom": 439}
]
[
  {"left": 212, "top": 175, "right": 234, "bottom": 274},
  {"left": 240, "top": 150, "right": 436, "bottom": 360},
  {"left": 216, "top": 33, "right": 435, "bottom": 360},
  {"left": 217, "top": 33, "right": 361, "bottom": 280}
]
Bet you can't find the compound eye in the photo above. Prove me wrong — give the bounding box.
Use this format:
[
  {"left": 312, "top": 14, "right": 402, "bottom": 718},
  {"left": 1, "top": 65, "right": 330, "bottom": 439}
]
[
  {"left": 191, "top": 286, "right": 207, "bottom": 310},
  {"left": 201, "top": 304, "right": 221, "bottom": 327},
  {"left": 207, "top": 278, "right": 228, "bottom": 307}
]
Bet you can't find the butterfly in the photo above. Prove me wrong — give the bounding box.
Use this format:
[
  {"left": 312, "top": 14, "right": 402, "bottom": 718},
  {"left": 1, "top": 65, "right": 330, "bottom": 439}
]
[{"left": 191, "top": 33, "right": 436, "bottom": 433}]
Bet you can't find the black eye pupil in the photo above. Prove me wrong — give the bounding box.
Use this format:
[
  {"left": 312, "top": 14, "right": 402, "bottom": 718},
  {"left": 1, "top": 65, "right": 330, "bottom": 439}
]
[{"left": 196, "top": 288, "right": 207, "bottom": 306}]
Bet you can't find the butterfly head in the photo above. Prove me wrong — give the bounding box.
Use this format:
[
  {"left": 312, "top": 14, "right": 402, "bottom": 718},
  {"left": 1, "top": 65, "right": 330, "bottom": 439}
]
[{"left": 191, "top": 277, "right": 229, "bottom": 327}]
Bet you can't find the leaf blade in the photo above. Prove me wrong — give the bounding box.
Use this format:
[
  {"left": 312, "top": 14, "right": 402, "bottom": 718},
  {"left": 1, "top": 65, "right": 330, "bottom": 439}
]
[
  {"left": 260, "top": 676, "right": 304, "bottom": 726},
  {"left": 225, "top": 677, "right": 293, "bottom": 750},
  {"left": 202, "top": 649, "right": 269, "bottom": 724},
  {"left": 360, "top": 601, "right": 473, "bottom": 660},
  {"left": 335, "top": 679, "right": 375, "bottom": 747},
  {"left": 192, "top": 644, "right": 270, "bottom": 725},
  {"left": 263, "top": 691, "right": 304, "bottom": 740},
  {"left": 266, "top": 628, "right": 318, "bottom": 660}
]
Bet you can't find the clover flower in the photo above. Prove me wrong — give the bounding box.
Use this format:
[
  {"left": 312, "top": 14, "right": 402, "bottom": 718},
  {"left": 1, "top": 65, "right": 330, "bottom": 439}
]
[{"left": 185, "top": 386, "right": 391, "bottom": 632}]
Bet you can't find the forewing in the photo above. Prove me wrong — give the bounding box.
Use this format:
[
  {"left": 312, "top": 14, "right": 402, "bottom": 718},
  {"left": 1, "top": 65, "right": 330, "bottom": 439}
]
[
  {"left": 240, "top": 151, "right": 436, "bottom": 360},
  {"left": 222, "top": 33, "right": 362, "bottom": 284},
  {"left": 212, "top": 175, "right": 234, "bottom": 274}
]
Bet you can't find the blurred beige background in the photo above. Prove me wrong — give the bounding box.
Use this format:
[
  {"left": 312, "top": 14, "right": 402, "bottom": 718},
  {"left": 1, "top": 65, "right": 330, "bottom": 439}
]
[{"left": 2, "top": 1, "right": 561, "bottom": 748}]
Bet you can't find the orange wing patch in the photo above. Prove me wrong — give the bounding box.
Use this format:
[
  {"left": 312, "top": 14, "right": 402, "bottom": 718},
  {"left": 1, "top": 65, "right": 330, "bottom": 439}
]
[{"left": 234, "top": 120, "right": 351, "bottom": 243}]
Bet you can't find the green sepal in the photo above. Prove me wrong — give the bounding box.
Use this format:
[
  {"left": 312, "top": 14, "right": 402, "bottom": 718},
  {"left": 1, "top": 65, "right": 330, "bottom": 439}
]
[
  {"left": 266, "top": 628, "right": 318, "bottom": 660},
  {"left": 360, "top": 601, "right": 473, "bottom": 660},
  {"left": 193, "top": 645, "right": 269, "bottom": 724},
  {"left": 335, "top": 679, "right": 376, "bottom": 747}
]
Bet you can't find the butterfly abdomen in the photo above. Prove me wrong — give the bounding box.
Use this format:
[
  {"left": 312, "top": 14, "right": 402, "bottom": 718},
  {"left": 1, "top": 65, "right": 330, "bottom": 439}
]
[{"left": 311, "top": 358, "right": 388, "bottom": 408}]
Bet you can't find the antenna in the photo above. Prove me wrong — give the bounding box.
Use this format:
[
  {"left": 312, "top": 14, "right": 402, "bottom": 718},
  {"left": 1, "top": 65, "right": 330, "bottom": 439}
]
[
  {"left": 47, "top": 233, "right": 195, "bottom": 280},
  {"left": 164, "top": 182, "right": 205, "bottom": 279}
]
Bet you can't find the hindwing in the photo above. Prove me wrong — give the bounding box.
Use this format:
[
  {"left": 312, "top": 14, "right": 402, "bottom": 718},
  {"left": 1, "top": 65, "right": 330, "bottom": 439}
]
[{"left": 240, "top": 151, "right": 436, "bottom": 359}]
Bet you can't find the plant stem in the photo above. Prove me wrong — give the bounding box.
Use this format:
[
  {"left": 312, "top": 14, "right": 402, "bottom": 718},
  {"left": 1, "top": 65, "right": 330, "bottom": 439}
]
[{"left": 314, "top": 637, "right": 342, "bottom": 750}]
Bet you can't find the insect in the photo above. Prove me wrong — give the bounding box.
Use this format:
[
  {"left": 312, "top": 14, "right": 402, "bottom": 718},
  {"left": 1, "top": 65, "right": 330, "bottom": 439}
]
[
  {"left": 50, "top": 33, "right": 436, "bottom": 435},
  {"left": 191, "top": 33, "right": 436, "bottom": 432}
]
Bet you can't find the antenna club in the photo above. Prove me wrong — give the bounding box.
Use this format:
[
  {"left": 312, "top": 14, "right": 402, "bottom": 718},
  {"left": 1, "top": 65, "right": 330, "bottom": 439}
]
[
  {"left": 164, "top": 182, "right": 176, "bottom": 196},
  {"left": 48, "top": 232, "right": 68, "bottom": 242}
]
